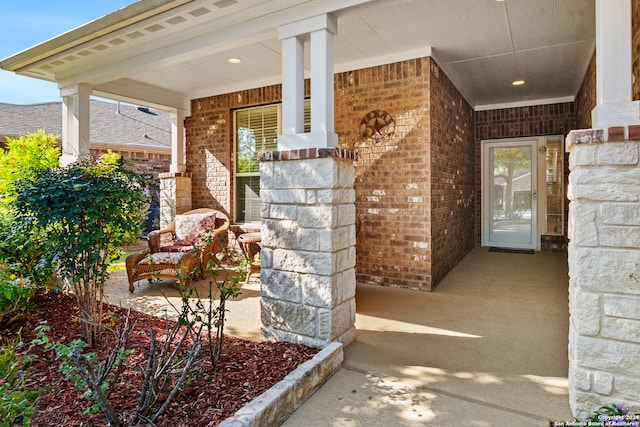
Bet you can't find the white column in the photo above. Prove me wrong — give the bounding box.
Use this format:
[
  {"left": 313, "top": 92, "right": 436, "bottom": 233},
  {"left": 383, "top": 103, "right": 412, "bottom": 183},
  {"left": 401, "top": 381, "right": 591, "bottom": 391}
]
[
  {"left": 60, "top": 83, "right": 91, "bottom": 166},
  {"left": 310, "top": 17, "right": 338, "bottom": 147},
  {"left": 277, "top": 14, "right": 338, "bottom": 150},
  {"left": 591, "top": 0, "right": 640, "bottom": 132},
  {"left": 281, "top": 35, "right": 305, "bottom": 138},
  {"left": 170, "top": 109, "right": 187, "bottom": 173}
]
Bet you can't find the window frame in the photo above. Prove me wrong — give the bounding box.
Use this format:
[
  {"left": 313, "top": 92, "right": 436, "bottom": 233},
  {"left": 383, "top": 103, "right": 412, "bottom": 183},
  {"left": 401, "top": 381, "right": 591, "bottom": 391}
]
[{"left": 233, "top": 104, "right": 281, "bottom": 223}]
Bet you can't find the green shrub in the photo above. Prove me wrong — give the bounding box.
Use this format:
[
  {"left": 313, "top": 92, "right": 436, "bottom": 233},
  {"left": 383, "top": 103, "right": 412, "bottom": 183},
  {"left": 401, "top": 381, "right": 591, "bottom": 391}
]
[
  {"left": 0, "top": 215, "right": 55, "bottom": 289},
  {"left": 0, "top": 131, "right": 60, "bottom": 289},
  {"left": 13, "top": 152, "right": 149, "bottom": 344},
  {"left": 0, "top": 130, "right": 59, "bottom": 209}
]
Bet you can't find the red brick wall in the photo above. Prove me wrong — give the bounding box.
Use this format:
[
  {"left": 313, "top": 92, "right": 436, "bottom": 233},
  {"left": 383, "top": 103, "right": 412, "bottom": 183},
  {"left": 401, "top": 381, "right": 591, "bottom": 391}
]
[
  {"left": 336, "top": 58, "right": 432, "bottom": 290},
  {"left": 91, "top": 148, "right": 171, "bottom": 177},
  {"left": 634, "top": 0, "right": 640, "bottom": 101},
  {"left": 429, "top": 61, "right": 475, "bottom": 285},
  {"left": 474, "top": 103, "right": 576, "bottom": 245},
  {"left": 575, "top": 54, "right": 596, "bottom": 130}
]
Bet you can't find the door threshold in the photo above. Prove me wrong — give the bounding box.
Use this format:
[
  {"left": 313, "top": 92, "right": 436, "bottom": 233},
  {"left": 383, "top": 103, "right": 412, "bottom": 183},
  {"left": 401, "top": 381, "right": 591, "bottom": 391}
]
[{"left": 487, "top": 247, "right": 535, "bottom": 255}]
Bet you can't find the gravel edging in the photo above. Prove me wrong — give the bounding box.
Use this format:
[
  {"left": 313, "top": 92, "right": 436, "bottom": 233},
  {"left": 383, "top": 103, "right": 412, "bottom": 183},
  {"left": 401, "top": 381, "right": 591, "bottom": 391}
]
[{"left": 218, "top": 342, "right": 344, "bottom": 427}]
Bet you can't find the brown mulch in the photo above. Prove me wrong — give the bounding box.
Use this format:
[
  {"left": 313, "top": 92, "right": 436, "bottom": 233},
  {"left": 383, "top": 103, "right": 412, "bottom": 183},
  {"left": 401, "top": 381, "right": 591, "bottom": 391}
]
[{"left": 0, "top": 292, "right": 318, "bottom": 426}]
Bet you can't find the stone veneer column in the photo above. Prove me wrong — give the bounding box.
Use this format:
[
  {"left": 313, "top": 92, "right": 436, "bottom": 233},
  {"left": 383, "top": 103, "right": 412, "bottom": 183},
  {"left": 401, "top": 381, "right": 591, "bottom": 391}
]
[
  {"left": 258, "top": 148, "right": 357, "bottom": 348},
  {"left": 158, "top": 172, "right": 192, "bottom": 228},
  {"left": 566, "top": 127, "right": 640, "bottom": 419}
]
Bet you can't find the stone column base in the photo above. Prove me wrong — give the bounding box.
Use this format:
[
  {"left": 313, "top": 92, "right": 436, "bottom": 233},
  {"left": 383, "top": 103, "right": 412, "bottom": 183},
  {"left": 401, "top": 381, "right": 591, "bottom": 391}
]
[
  {"left": 159, "top": 172, "right": 192, "bottom": 228},
  {"left": 566, "top": 127, "right": 640, "bottom": 419},
  {"left": 259, "top": 148, "right": 357, "bottom": 348}
]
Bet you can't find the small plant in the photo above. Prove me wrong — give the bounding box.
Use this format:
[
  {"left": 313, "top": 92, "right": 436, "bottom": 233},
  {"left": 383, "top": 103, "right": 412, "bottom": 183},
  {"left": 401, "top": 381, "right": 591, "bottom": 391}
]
[
  {"left": 158, "top": 244, "right": 243, "bottom": 368},
  {"left": 568, "top": 403, "right": 640, "bottom": 427},
  {"left": 0, "top": 334, "right": 39, "bottom": 426},
  {"left": 33, "top": 318, "right": 136, "bottom": 427},
  {"left": 133, "top": 303, "right": 203, "bottom": 425},
  {"left": 200, "top": 249, "right": 243, "bottom": 365},
  {"left": 33, "top": 303, "right": 206, "bottom": 425},
  {"left": 0, "top": 265, "right": 35, "bottom": 325},
  {"left": 132, "top": 244, "right": 242, "bottom": 423}
]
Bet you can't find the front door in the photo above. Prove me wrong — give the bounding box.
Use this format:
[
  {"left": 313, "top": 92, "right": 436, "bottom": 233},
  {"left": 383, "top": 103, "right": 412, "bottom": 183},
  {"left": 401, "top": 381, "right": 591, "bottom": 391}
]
[{"left": 482, "top": 139, "right": 538, "bottom": 250}]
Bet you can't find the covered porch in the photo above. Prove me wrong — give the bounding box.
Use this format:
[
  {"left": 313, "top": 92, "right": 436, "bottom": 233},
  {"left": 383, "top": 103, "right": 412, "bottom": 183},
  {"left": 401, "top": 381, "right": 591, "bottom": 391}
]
[
  {"left": 3, "top": 0, "right": 640, "bottom": 418},
  {"left": 105, "top": 247, "right": 571, "bottom": 424}
]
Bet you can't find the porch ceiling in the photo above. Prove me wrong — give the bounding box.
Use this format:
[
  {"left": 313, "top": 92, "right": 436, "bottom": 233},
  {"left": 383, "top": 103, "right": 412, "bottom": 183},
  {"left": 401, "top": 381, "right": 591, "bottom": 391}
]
[{"left": 0, "top": 0, "right": 595, "bottom": 111}]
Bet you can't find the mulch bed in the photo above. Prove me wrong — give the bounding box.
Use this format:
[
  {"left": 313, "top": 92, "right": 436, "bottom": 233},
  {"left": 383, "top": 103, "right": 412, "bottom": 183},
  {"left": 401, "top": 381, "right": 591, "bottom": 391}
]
[{"left": 0, "top": 292, "right": 318, "bottom": 426}]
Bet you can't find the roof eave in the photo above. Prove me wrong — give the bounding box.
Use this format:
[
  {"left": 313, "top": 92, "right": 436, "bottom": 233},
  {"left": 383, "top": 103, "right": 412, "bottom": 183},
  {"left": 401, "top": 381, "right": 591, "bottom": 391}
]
[{"left": 0, "top": 0, "right": 193, "bottom": 73}]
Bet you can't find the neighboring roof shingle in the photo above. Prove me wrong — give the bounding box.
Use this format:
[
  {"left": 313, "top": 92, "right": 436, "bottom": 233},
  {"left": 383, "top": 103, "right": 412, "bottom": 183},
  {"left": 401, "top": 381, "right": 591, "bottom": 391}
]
[{"left": 0, "top": 99, "right": 171, "bottom": 151}]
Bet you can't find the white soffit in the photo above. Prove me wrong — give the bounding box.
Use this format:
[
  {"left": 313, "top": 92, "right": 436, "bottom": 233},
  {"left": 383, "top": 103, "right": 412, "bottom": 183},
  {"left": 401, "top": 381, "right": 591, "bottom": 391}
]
[{"left": 0, "top": 0, "right": 596, "bottom": 110}]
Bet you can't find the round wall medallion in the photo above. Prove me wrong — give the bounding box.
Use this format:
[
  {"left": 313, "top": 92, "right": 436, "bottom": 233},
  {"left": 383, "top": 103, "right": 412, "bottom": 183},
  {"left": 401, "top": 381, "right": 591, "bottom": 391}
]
[{"left": 360, "top": 110, "right": 395, "bottom": 140}]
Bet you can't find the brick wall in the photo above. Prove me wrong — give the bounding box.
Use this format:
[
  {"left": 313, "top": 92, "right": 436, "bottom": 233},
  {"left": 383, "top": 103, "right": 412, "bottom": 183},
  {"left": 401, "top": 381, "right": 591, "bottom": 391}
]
[
  {"left": 634, "top": 0, "right": 640, "bottom": 101},
  {"left": 185, "top": 54, "right": 588, "bottom": 288},
  {"left": 187, "top": 57, "right": 477, "bottom": 290},
  {"left": 429, "top": 61, "right": 475, "bottom": 285},
  {"left": 575, "top": 54, "right": 596, "bottom": 130},
  {"left": 335, "top": 58, "right": 434, "bottom": 290},
  {"left": 474, "top": 103, "right": 576, "bottom": 246},
  {"left": 91, "top": 147, "right": 171, "bottom": 177}
]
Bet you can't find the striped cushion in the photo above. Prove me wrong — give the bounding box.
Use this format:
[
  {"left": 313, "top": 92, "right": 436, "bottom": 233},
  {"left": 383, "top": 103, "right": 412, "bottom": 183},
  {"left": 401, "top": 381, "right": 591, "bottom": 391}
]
[{"left": 139, "top": 252, "right": 187, "bottom": 265}]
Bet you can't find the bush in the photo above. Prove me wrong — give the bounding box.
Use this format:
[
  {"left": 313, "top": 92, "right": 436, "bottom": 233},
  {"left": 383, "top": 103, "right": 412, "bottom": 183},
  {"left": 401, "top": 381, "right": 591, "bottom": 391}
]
[
  {"left": 0, "top": 216, "right": 55, "bottom": 289},
  {"left": 0, "top": 130, "right": 59, "bottom": 209},
  {"left": 0, "top": 131, "right": 60, "bottom": 289},
  {"left": 13, "top": 152, "right": 149, "bottom": 344}
]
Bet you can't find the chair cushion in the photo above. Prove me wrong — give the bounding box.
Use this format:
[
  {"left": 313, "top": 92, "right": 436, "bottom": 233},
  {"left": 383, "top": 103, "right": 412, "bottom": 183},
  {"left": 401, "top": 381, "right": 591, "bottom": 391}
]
[
  {"left": 139, "top": 252, "right": 187, "bottom": 265},
  {"left": 160, "top": 244, "right": 194, "bottom": 253},
  {"left": 174, "top": 212, "right": 216, "bottom": 245}
]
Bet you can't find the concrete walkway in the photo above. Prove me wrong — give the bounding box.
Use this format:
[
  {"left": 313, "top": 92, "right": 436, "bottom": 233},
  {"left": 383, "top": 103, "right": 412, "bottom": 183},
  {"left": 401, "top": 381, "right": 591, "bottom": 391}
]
[{"left": 105, "top": 247, "right": 572, "bottom": 426}]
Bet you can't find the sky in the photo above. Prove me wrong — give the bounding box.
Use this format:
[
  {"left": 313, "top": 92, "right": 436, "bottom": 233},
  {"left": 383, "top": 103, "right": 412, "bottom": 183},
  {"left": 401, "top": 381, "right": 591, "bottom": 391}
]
[{"left": 0, "top": 1, "right": 135, "bottom": 105}]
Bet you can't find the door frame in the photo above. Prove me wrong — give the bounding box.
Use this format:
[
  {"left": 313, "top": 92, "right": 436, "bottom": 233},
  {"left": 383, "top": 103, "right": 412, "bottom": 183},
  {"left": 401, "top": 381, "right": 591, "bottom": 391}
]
[{"left": 481, "top": 137, "right": 547, "bottom": 250}]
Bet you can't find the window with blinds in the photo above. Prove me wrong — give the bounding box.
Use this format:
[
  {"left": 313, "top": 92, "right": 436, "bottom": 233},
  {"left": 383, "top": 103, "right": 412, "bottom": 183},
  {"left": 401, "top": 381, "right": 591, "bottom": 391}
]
[
  {"left": 236, "top": 105, "right": 279, "bottom": 174},
  {"left": 236, "top": 176, "right": 261, "bottom": 223},
  {"left": 234, "top": 101, "right": 310, "bottom": 223}
]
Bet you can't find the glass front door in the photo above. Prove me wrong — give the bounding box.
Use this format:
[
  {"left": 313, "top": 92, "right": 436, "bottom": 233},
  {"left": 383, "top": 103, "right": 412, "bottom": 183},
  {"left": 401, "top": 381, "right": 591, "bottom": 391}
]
[{"left": 483, "top": 139, "right": 538, "bottom": 249}]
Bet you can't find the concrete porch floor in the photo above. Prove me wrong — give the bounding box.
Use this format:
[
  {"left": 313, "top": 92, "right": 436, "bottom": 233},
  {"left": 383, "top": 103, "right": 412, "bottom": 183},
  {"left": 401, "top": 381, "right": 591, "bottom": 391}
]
[{"left": 104, "top": 246, "right": 572, "bottom": 426}]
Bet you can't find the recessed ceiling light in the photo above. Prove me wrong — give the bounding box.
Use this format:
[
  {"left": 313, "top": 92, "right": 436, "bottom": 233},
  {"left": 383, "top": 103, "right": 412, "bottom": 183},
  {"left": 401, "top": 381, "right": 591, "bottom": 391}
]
[
  {"left": 512, "top": 80, "right": 525, "bottom": 86},
  {"left": 228, "top": 57, "right": 242, "bottom": 64}
]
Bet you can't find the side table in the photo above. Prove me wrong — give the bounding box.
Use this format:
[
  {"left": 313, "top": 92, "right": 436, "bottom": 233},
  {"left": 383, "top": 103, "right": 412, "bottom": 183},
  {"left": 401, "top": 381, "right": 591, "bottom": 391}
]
[{"left": 237, "top": 232, "right": 261, "bottom": 283}]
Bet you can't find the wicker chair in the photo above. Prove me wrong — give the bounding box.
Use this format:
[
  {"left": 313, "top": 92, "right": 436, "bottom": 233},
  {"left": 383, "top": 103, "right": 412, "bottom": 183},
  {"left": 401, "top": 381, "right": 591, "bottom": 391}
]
[{"left": 125, "top": 208, "right": 230, "bottom": 293}]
